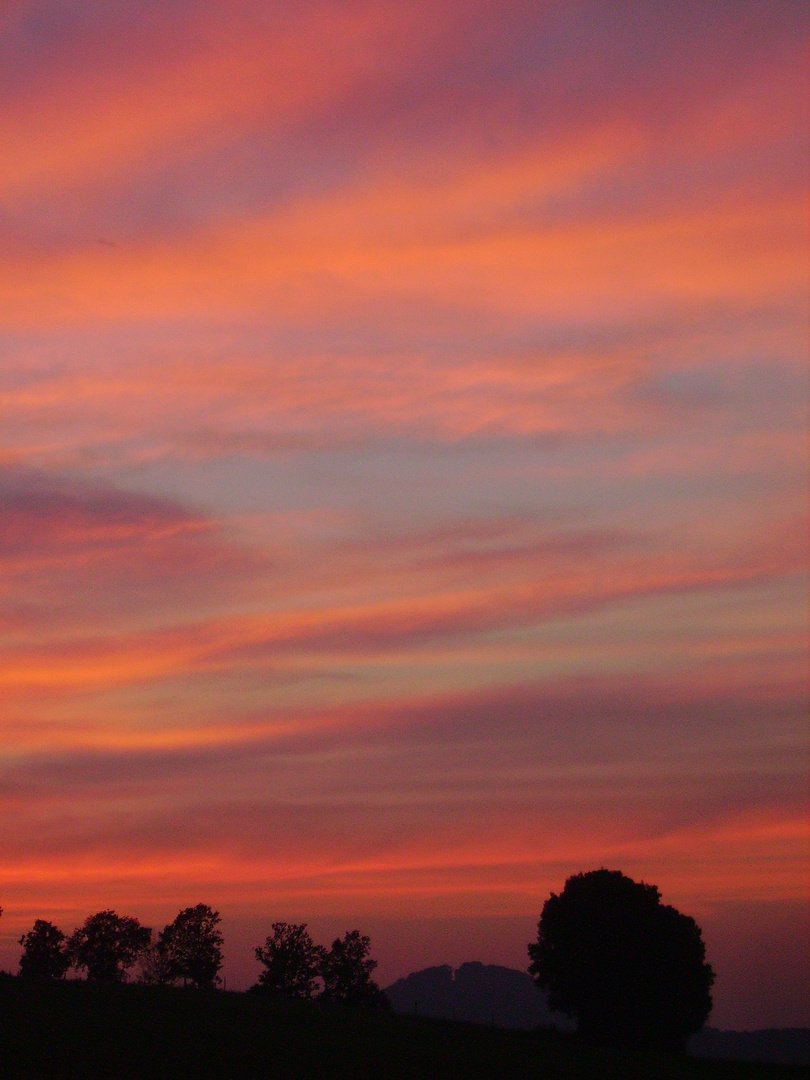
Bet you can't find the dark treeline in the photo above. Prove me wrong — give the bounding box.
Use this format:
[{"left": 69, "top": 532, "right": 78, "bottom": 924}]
[
  {"left": 12, "top": 904, "right": 386, "bottom": 1006},
  {"left": 0, "top": 976, "right": 805, "bottom": 1080},
  {"left": 4, "top": 869, "right": 717, "bottom": 1051},
  {"left": 1, "top": 879, "right": 806, "bottom": 1078}
]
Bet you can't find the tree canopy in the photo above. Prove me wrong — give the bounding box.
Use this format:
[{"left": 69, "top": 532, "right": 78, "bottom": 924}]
[
  {"left": 18, "top": 920, "right": 70, "bottom": 980},
  {"left": 320, "top": 930, "right": 385, "bottom": 1006},
  {"left": 254, "top": 922, "right": 326, "bottom": 999},
  {"left": 68, "top": 910, "right": 151, "bottom": 982},
  {"left": 527, "top": 869, "right": 714, "bottom": 1052},
  {"left": 252, "top": 925, "right": 385, "bottom": 1006},
  {"left": 158, "top": 904, "right": 223, "bottom": 989}
]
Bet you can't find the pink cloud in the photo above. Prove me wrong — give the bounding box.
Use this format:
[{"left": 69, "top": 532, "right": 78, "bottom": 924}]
[{"left": 0, "top": 0, "right": 806, "bottom": 1027}]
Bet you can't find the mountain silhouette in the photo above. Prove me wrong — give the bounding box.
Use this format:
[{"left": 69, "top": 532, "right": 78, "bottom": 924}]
[
  {"left": 384, "top": 964, "right": 810, "bottom": 1066},
  {"left": 384, "top": 962, "right": 573, "bottom": 1030}
]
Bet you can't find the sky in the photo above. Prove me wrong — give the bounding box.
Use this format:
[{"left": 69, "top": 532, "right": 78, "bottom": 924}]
[{"left": 0, "top": 0, "right": 807, "bottom": 1030}]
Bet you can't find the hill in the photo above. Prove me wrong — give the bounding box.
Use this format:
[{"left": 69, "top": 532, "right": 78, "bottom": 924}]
[
  {"left": 383, "top": 963, "right": 810, "bottom": 1067},
  {"left": 0, "top": 976, "right": 806, "bottom": 1079},
  {"left": 384, "top": 960, "right": 572, "bottom": 1030},
  {"left": 688, "top": 1029, "right": 810, "bottom": 1068}
]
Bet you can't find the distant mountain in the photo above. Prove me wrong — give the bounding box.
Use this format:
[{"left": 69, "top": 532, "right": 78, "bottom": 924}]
[
  {"left": 687, "top": 1028, "right": 810, "bottom": 1067},
  {"left": 385, "top": 963, "right": 810, "bottom": 1067},
  {"left": 383, "top": 962, "right": 572, "bottom": 1031}
]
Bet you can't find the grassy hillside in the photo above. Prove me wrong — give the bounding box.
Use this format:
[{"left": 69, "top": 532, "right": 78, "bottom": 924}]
[{"left": 0, "top": 977, "right": 806, "bottom": 1080}]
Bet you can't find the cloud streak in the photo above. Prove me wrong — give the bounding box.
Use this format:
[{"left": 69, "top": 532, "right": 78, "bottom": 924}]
[{"left": 0, "top": 0, "right": 806, "bottom": 1023}]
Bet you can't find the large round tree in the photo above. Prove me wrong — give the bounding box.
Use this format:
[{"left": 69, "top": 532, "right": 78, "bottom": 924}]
[
  {"left": 18, "top": 920, "right": 70, "bottom": 980},
  {"left": 68, "top": 910, "right": 151, "bottom": 982},
  {"left": 528, "top": 869, "right": 714, "bottom": 1052}
]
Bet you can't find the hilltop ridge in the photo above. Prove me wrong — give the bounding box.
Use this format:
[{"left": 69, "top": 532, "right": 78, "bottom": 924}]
[{"left": 383, "top": 963, "right": 810, "bottom": 1067}]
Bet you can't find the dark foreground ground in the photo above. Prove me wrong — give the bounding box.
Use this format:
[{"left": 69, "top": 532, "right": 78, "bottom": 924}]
[{"left": 0, "top": 978, "right": 807, "bottom": 1080}]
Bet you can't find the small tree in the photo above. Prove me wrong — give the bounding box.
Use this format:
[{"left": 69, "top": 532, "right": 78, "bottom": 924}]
[
  {"left": 528, "top": 869, "right": 714, "bottom": 1052},
  {"left": 18, "top": 920, "right": 70, "bottom": 980},
  {"left": 254, "top": 922, "right": 326, "bottom": 999},
  {"left": 138, "top": 937, "right": 175, "bottom": 986},
  {"left": 159, "top": 904, "right": 223, "bottom": 989},
  {"left": 320, "top": 930, "right": 385, "bottom": 1006},
  {"left": 68, "top": 910, "right": 151, "bottom": 982}
]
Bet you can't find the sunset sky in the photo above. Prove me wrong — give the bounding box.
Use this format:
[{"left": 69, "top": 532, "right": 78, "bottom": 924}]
[{"left": 0, "top": 0, "right": 807, "bottom": 1029}]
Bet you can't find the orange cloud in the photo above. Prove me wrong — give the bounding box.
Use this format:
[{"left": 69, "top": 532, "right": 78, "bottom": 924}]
[
  {"left": 0, "top": 515, "right": 802, "bottom": 699},
  {"left": 0, "top": 2, "right": 806, "bottom": 1023},
  {"left": 1, "top": 1, "right": 454, "bottom": 202},
  {"left": 1, "top": 184, "right": 803, "bottom": 333}
]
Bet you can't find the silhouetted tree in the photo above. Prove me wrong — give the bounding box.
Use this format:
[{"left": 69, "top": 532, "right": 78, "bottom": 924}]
[
  {"left": 18, "top": 920, "right": 70, "bottom": 980},
  {"left": 527, "top": 869, "right": 714, "bottom": 1052},
  {"left": 159, "top": 904, "right": 223, "bottom": 989},
  {"left": 68, "top": 910, "right": 151, "bottom": 982},
  {"left": 321, "top": 930, "right": 386, "bottom": 1006},
  {"left": 254, "top": 922, "right": 326, "bottom": 999}
]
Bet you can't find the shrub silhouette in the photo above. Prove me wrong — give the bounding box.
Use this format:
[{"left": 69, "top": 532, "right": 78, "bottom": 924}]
[
  {"left": 68, "top": 910, "right": 152, "bottom": 982},
  {"left": 158, "top": 904, "right": 224, "bottom": 988},
  {"left": 18, "top": 920, "right": 70, "bottom": 980},
  {"left": 138, "top": 936, "right": 175, "bottom": 986},
  {"left": 254, "top": 922, "right": 326, "bottom": 999},
  {"left": 527, "top": 868, "right": 714, "bottom": 1052}
]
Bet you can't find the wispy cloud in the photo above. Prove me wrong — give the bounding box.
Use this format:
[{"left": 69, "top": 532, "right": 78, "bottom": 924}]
[{"left": 0, "top": 0, "right": 806, "bottom": 1012}]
